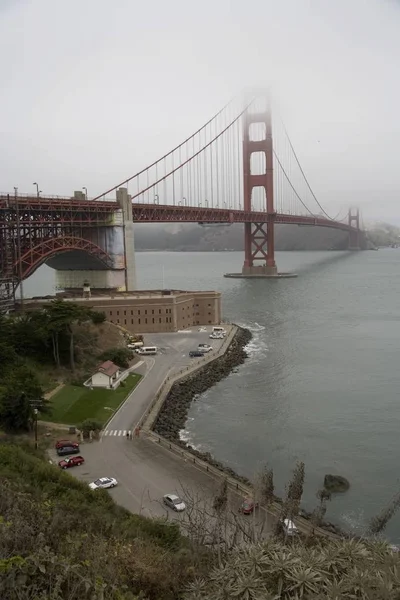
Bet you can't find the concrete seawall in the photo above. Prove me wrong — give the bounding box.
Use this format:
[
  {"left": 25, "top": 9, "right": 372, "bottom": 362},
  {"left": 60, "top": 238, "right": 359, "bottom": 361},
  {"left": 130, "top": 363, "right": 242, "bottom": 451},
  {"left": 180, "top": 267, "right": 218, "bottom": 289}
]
[{"left": 140, "top": 325, "right": 343, "bottom": 540}]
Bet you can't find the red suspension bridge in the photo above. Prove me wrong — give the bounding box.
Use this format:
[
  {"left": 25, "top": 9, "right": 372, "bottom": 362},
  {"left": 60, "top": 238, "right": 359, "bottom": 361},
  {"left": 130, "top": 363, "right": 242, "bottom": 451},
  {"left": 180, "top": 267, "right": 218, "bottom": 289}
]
[{"left": 0, "top": 94, "right": 362, "bottom": 308}]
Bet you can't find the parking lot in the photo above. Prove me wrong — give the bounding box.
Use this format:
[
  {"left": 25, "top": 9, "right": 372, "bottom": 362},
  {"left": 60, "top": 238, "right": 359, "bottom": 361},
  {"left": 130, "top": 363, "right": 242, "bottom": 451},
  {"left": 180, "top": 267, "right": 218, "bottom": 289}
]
[{"left": 48, "top": 326, "right": 233, "bottom": 521}]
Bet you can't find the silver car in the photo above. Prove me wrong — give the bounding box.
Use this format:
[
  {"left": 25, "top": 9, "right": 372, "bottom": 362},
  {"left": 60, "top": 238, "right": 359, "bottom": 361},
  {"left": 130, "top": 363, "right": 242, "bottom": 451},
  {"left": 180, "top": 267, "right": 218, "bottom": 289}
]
[
  {"left": 163, "top": 494, "right": 186, "bottom": 512},
  {"left": 89, "top": 477, "right": 118, "bottom": 490}
]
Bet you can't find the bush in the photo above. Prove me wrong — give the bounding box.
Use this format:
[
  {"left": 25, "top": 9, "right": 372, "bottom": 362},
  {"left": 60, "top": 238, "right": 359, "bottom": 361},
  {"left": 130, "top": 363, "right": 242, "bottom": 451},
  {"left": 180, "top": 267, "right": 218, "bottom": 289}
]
[
  {"left": 99, "top": 347, "right": 133, "bottom": 369},
  {"left": 79, "top": 418, "right": 103, "bottom": 433},
  {"left": 0, "top": 441, "right": 196, "bottom": 600},
  {"left": 90, "top": 310, "right": 106, "bottom": 324}
]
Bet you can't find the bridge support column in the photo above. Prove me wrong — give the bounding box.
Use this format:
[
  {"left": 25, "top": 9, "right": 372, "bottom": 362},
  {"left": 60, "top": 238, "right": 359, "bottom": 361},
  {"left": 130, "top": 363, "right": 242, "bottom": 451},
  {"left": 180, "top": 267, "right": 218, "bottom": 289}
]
[
  {"left": 117, "top": 187, "right": 137, "bottom": 290},
  {"left": 225, "top": 103, "right": 296, "bottom": 279},
  {"left": 348, "top": 208, "right": 360, "bottom": 250}
]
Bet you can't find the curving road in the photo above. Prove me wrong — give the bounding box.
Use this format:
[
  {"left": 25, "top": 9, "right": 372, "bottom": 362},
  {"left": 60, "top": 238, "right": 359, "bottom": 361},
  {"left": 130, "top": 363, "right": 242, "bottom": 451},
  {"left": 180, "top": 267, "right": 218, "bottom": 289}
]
[{"left": 50, "top": 330, "right": 251, "bottom": 522}]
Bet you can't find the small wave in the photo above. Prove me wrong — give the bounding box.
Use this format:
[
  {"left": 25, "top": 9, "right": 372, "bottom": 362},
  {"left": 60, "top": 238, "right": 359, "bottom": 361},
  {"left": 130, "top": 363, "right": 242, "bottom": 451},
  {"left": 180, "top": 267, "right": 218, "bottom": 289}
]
[
  {"left": 236, "top": 320, "right": 266, "bottom": 332},
  {"left": 178, "top": 428, "right": 202, "bottom": 451},
  {"left": 340, "top": 509, "right": 367, "bottom": 536}
]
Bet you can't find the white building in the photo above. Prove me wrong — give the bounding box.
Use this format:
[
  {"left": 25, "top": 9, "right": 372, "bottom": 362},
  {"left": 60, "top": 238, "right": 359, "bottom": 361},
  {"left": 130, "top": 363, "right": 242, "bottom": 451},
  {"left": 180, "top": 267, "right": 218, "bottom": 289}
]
[{"left": 90, "top": 360, "right": 121, "bottom": 388}]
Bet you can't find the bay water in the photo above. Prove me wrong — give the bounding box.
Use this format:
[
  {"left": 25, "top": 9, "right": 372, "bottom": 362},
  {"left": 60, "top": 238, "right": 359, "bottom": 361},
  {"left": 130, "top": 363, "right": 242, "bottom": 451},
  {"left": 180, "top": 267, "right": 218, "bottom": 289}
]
[{"left": 23, "top": 249, "right": 400, "bottom": 540}]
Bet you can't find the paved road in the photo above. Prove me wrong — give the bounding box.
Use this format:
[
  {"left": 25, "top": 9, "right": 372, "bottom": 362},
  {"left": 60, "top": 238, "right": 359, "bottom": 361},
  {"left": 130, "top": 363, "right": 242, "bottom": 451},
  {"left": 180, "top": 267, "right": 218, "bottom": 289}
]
[
  {"left": 51, "top": 329, "right": 236, "bottom": 518},
  {"left": 50, "top": 327, "right": 273, "bottom": 538}
]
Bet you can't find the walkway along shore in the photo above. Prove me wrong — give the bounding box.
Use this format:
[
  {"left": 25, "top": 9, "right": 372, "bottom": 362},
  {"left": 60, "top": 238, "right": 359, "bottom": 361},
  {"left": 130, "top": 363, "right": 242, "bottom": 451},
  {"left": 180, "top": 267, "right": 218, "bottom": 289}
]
[{"left": 140, "top": 325, "right": 344, "bottom": 539}]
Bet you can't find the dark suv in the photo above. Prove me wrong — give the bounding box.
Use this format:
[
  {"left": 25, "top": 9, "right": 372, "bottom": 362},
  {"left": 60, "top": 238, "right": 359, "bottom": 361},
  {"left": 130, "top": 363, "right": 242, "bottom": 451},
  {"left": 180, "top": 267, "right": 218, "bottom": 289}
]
[
  {"left": 189, "top": 350, "right": 203, "bottom": 358},
  {"left": 56, "top": 445, "right": 80, "bottom": 457}
]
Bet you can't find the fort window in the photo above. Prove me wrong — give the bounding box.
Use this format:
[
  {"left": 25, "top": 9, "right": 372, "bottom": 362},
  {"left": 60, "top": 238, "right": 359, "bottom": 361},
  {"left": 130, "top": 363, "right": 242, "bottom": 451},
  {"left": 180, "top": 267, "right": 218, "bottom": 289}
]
[
  {"left": 117, "top": 311, "right": 119, "bottom": 316},
  {"left": 131, "top": 310, "right": 133, "bottom": 316},
  {"left": 152, "top": 318, "right": 155, "bottom": 324},
  {"left": 145, "top": 318, "right": 147, "bottom": 324},
  {"left": 138, "top": 310, "right": 140, "bottom": 315},
  {"left": 159, "top": 318, "right": 161, "bottom": 323},
  {"left": 152, "top": 309, "right": 154, "bottom": 315},
  {"left": 124, "top": 310, "right": 126, "bottom": 316},
  {"left": 145, "top": 310, "right": 147, "bottom": 315},
  {"left": 138, "top": 318, "right": 141, "bottom": 324}
]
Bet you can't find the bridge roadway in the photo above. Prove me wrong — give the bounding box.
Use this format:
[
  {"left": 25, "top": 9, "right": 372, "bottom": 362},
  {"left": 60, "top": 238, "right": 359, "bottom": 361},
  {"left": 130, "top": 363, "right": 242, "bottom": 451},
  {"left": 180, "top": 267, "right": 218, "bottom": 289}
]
[
  {"left": 0, "top": 194, "right": 354, "bottom": 232},
  {"left": 49, "top": 329, "right": 268, "bottom": 534}
]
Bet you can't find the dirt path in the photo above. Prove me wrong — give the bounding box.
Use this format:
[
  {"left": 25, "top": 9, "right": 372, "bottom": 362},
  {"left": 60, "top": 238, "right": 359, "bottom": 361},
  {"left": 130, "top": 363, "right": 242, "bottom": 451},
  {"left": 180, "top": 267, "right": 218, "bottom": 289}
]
[{"left": 44, "top": 383, "right": 64, "bottom": 400}]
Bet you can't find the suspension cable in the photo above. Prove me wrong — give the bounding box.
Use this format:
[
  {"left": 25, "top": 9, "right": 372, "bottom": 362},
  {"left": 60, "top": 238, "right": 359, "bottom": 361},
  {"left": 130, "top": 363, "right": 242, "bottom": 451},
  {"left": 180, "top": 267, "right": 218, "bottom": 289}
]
[{"left": 279, "top": 117, "right": 337, "bottom": 220}]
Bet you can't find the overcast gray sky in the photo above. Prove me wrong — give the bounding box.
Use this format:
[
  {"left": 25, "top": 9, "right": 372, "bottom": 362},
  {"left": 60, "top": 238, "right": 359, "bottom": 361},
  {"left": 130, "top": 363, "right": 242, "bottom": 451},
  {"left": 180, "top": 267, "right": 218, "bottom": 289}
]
[{"left": 1, "top": 0, "right": 399, "bottom": 223}]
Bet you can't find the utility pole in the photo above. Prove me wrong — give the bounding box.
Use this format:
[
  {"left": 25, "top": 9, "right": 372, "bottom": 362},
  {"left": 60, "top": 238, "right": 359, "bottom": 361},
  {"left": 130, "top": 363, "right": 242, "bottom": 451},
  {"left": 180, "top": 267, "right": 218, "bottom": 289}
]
[{"left": 34, "top": 408, "right": 38, "bottom": 450}]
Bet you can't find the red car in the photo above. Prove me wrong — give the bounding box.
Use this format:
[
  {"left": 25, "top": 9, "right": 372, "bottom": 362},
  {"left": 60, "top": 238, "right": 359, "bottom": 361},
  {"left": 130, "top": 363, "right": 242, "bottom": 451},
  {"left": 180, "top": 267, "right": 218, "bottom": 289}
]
[
  {"left": 58, "top": 456, "right": 84, "bottom": 469},
  {"left": 240, "top": 498, "right": 259, "bottom": 515},
  {"left": 55, "top": 440, "right": 79, "bottom": 450}
]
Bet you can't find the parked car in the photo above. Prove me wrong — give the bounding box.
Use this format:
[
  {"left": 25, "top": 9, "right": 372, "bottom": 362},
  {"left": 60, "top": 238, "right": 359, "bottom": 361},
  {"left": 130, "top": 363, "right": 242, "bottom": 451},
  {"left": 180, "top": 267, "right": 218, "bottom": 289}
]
[
  {"left": 209, "top": 333, "right": 224, "bottom": 339},
  {"left": 55, "top": 440, "right": 79, "bottom": 450},
  {"left": 189, "top": 350, "right": 203, "bottom": 357},
  {"left": 89, "top": 477, "right": 118, "bottom": 490},
  {"left": 239, "top": 498, "right": 259, "bottom": 515},
  {"left": 198, "top": 344, "right": 212, "bottom": 353},
  {"left": 58, "top": 455, "right": 84, "bottom": 469},
  {"left": 163, "top": 494, "right": 186, "bottom": 512},
  {"left": 56, "top": 445, "right": 80, "bottom": 457},
  {"left": 283, "top": 518, "right": 299, "bottom": 536}
]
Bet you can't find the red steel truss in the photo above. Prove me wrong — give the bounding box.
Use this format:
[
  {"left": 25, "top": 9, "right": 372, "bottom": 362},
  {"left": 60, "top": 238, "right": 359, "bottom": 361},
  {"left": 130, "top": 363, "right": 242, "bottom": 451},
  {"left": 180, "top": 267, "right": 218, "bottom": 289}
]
[{"left": 0, "top": 193, "right": 359, "bottom": 308}]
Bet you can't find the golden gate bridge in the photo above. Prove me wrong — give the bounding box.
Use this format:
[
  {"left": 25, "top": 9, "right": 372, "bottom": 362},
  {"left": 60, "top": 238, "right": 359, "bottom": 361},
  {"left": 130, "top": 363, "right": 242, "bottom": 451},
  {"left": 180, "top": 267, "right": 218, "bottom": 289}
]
[{"left": 0, "top": 94, "right": 362, "bottom": 309}]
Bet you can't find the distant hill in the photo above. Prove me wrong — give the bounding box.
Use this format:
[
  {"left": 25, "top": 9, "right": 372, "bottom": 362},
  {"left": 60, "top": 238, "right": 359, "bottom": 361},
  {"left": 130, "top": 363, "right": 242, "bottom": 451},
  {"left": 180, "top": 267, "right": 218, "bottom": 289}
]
[{"left": 132, "top": 221, "right": 393, "bottom": 251}]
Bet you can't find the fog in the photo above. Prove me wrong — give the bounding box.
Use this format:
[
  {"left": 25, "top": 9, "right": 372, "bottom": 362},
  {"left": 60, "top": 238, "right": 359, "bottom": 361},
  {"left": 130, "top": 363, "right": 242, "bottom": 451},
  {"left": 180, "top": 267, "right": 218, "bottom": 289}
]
[{"left": 1, "top": 0, "right": 399, "bottom": 223}]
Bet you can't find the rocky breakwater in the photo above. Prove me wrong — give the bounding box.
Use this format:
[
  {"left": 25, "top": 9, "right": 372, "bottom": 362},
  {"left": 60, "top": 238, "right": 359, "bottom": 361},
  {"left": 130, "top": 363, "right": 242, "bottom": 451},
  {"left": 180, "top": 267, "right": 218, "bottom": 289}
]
[{"left": 153, "top": 325, "right": 253, "bottom": 485}]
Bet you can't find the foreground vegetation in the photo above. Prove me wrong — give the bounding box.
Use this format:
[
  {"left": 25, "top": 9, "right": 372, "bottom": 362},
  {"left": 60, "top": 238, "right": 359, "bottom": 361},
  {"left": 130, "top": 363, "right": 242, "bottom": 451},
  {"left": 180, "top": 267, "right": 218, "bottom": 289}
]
[
  {"left": 0, "top": 300, "right": 135, "bottom": 432},
  {"left": 42, "top": 374, "right": 142, "bottom": 425},
  {"left": 0, "top": 441, "right": 200, "bottom": 600},
  {"left": 1, "top": 442, "right": 400, "bottom": 599}
]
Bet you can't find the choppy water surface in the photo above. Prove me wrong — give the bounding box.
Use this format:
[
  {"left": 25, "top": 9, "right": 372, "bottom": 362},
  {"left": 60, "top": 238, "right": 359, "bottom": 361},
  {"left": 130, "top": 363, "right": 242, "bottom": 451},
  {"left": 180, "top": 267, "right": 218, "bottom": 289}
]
[{"left": 25, "top": 249, "right": 400, "bottom": 540}]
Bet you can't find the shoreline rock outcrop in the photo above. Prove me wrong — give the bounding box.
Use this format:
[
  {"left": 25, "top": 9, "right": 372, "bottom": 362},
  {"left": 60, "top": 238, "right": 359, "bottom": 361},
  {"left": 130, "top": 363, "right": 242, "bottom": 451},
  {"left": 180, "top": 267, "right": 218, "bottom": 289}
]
[{"left": 324, "top": 474, "right": 350, "bottom": 493}]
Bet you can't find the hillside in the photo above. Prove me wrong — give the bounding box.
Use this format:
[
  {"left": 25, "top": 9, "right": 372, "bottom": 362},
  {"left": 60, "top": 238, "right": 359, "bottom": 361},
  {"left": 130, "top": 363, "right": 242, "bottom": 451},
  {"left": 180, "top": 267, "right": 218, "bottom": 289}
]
[{"left": 1, "top": 440, "right": 400, "bottom": 599}]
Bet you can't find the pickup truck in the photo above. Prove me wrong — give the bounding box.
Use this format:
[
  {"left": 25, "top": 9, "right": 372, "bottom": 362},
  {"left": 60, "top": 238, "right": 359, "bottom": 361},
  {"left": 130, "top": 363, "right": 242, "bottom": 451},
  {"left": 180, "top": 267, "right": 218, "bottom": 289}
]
[{"left": 58, "top": 456, "right": 85, "bottom": 469}]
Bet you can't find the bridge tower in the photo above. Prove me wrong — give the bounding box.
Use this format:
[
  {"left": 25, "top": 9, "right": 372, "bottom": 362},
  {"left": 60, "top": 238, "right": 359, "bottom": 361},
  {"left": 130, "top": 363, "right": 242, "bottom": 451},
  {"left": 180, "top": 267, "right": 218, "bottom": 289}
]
[
  {"left": 241, "top": 106, "right": 277, "bottom": 277},
  {"left": 348, "top": 208, "right": 361, "bottom": 250}
]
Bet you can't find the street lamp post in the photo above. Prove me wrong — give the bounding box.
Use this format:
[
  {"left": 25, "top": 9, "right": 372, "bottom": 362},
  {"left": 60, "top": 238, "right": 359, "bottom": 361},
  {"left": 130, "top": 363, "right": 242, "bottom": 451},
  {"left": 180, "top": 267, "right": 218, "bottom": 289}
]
[
  {"left": 82, "top": 186, "right": 88, "bottom": 200},
  {"left": 34, "top": 408, "right": 38, "bottom": 450},
  {"left": 154, "top": 194, "right": 159, "bottom": 204},
  {"left": 33, "top": 182, "right": 40, "bottom": 197}
]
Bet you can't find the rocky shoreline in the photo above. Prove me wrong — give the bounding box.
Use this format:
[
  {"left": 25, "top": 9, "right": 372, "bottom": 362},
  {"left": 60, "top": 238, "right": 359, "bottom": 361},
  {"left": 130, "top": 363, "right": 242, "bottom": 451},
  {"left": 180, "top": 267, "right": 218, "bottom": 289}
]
[{"left": 152, "top": 324, "right": 346, "bottom": 539}]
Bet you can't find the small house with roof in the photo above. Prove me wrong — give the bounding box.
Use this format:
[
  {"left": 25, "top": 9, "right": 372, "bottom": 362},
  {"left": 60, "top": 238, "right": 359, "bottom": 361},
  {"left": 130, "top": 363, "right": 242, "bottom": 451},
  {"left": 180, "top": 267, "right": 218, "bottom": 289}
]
[{"left": 90, "top": 360, "right": 121, "bottom": 389}]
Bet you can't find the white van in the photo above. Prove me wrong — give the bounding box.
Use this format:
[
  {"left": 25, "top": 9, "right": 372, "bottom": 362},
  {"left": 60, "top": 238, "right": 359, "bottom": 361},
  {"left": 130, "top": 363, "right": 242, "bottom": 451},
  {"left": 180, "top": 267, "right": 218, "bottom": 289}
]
[
  {"left": 136, "top": 346, "right": 158, "bottom": 355},
  {"left": 127, "top": 342, "right": 143, "bottom": 349},
  {"left": 212, "top": 326, "right": 226, "bottom": 336}
]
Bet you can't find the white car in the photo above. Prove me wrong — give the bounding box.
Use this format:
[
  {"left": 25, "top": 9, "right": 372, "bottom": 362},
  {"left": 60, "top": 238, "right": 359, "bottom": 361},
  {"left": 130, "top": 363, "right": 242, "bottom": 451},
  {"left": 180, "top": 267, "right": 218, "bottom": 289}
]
[
  {"left": 198, "top": 344, "right": 212, "bottom": 353},
  {"left": 283, "top": 518, "right": 298, "bottom": 536},
  {"left": 209, "top": 333, "right": 224, "bottom": 339},
  {"left": 89, "top": 477, "right": 118, "bottom": 490},
  {"left": 163, "top": 494, "right": 186, "bottom": 512}
]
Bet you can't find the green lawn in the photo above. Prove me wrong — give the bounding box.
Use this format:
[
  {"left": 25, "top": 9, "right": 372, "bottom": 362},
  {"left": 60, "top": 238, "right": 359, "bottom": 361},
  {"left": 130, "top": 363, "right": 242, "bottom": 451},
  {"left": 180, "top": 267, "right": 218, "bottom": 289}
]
[{"left": 42, "top": 374, "right": 142, "bottom": 426}]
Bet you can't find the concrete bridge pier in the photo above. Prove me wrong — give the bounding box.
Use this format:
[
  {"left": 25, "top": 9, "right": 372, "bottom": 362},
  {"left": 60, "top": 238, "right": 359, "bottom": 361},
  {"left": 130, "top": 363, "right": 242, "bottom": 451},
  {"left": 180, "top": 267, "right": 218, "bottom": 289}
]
[
  {"left": 50, "top": 188, "right": 137, "bottom": 293},
  {"left": 117, "top": 187, "right": 137, "bottom": 291}
]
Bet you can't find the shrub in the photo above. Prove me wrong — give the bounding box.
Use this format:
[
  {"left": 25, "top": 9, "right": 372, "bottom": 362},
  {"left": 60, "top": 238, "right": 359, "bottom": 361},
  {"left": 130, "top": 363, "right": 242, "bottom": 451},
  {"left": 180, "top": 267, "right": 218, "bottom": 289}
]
[
  {"left": 90, "top": 310, "right": 106, "bottom": 324},
  {"left": 99, "top": 347, "right": 133, "bottom": 369},
  {"left": 79, "top": 418, "right": 103, "bottom": 433}
]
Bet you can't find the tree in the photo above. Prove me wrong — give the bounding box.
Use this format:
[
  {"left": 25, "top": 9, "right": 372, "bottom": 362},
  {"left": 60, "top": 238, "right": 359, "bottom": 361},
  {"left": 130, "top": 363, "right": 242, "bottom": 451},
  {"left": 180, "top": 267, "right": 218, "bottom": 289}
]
[
  {"left": 46, "top": 299, "right": 90, "bottom": 370},
  {"left": 99, "top": 347, "right": 133, "bottom": 369},
  {"left": 0, "top": 366, "right": 50, "bottom": 431},
  {"left": 276, "top": 461, "right": 305, "bottom": 536}
]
